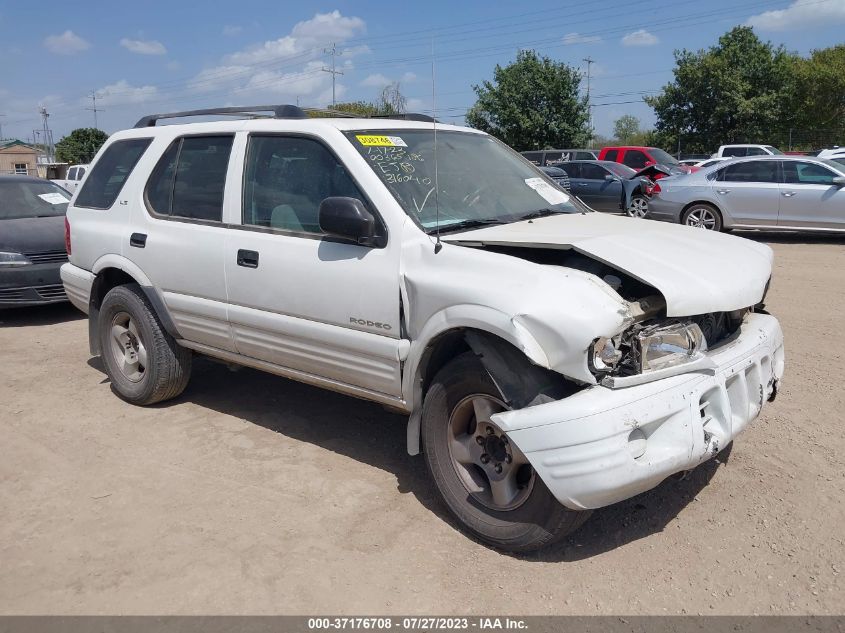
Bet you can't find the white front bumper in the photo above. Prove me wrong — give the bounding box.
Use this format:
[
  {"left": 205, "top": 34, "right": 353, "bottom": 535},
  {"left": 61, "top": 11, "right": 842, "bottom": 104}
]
[{"left": 493, "top": 313, "right": 785, "bottom": 510}]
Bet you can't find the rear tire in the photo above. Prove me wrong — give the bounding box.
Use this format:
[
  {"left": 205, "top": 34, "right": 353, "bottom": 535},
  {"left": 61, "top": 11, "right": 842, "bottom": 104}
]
[
  {"left": 682, "top": 203, "right": 723, "bottom": 231},
  {"left": 98, "top": 284, "right": 191, "bottom": 405},
  {"left": 421, "top": 352, "right": 589, "bottom": 552}
]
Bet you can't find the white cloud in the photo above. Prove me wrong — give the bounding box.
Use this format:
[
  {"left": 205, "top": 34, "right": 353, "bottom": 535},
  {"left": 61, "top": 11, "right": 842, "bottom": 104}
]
[
  {"left": 621, "top": 29, "right": 659, "bottom": 46},
  {"left": 43, "top": 30, "right": 90, "bottom": 55},
  {"left": 361, "top": 73, "right": 391, "bottom": 87},
  {"left": 120, "top": 37, "right": 167, "bottom": 55},
  {"left": 401, "top": 71, "right": 417, "bottom": 83},
  {"left": 96, "top": 80, "right": 158, "bottom": 105},
  {"left": 189, "top": 11, "right": 367, "bottom": 106},
  {"left": 562, "top": 32, "right": 602, "bottom": 45},
  {"left": 222, "top": 25, "right": 243, "bottom": 37},
  {"left": 746, "top": 0, "right": 845, "bottom": 30}
]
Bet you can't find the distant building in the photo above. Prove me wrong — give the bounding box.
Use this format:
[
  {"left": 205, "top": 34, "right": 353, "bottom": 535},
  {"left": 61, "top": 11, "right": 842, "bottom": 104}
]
[{"left": 0, "top": 139, "right": 39, "bottom": 176}]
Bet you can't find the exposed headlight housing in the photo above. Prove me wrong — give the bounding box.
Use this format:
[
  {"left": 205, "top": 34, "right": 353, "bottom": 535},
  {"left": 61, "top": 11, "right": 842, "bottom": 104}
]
[
  {"left": 636, "top": 321, "right": 707, "bottom": 373},
  {"left": 0, "top": 252, "right": 31, "bottom": 267},
  {"left": 590, "top": 336, "right": 623, "bottom": 373}
]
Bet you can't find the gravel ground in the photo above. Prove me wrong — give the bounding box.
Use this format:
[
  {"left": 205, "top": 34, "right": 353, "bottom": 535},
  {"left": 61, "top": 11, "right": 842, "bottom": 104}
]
[{"left": 0, "top": 233, "right": 842, "bottom": 615}]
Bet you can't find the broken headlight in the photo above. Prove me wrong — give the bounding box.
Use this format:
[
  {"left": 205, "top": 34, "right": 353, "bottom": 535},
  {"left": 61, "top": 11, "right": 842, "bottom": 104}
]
[
  {"left": 590, "top": 337, "right": 623, "bottom": 373},
  {"left": 636, "top": 321, "right": 707, "bottom": 373}
]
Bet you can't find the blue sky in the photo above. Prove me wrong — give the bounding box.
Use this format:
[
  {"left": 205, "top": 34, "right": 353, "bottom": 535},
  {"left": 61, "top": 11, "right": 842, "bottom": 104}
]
[{"left": 1, "top": 0, "right": 844, "bottom": 144}]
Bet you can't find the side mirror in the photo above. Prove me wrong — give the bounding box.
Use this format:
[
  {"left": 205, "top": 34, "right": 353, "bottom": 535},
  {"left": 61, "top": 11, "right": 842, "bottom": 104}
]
[
  {"left": 605, "top": 174, "right": 619, "bottom": 182},
  {"left": 319, "top": 197, "right": 380, "bottom": 246},
  {"left": 832, "top": 176, "right": 845, "bottom": 187}
]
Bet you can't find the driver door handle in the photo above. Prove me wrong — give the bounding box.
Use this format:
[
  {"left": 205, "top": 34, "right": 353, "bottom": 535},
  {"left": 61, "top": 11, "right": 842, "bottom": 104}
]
[
  {"left": 237, "top": 249, "right": 259, "bottom": 268},
  {"left": 717, "top": 190, "right": 731, "bottom": 195},
  {"left": 782, "top": 191, "right": 797, "bottom": 197}
]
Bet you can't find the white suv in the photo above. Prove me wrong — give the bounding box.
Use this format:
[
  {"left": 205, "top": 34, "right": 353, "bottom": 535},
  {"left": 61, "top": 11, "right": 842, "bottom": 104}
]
[
  {"left": 61, "top": 105, "right": 785, "bottom": 552},
  {"left": 712, "top": 144, "right": 782, "bottom": 158}
]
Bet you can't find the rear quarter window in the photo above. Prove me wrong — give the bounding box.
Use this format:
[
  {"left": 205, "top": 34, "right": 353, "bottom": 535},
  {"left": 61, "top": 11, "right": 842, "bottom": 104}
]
[{"left": 75, "top": 139, "right": 152, "bottom": 210}]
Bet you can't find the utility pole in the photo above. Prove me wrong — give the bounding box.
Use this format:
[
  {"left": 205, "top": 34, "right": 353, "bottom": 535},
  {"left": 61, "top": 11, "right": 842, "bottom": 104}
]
[
  {"left": 38, "top": 106, "right": 54, "bottom": 163},
  {"left": 0, "top": 114, "right": 5, "bottom": 141},
  {"left": 321, "top": 43, "right": 344, "bottom": 107},
  {"left": 583, "top": 57, "right": 594, "bottom": 148},
  {"left": 86, "top": 90, "right": 104, "bottom": 129}
]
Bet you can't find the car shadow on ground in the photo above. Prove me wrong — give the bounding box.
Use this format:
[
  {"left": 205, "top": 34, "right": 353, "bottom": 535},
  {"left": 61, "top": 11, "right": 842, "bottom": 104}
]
[
  {"left": 0, "top": 303, "right": 84, "bottom": 328},
  {"left": 89, "top": 354, "right": 729, "bottom": 561},
  {"left": 731, "top": 230, "right": 845, "bottom": 245}
]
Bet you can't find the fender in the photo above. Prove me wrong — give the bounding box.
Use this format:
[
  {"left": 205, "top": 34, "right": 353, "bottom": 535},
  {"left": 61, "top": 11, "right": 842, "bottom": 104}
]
[
  {"left": 88, "top": 254, "right": 181, "bottom": 354},
  {"left": 403, "top": 304, "right": 551, "bottom": 456}
]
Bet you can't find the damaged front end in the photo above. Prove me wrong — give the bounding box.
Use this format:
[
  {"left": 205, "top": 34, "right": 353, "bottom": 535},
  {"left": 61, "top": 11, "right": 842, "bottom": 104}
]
[{"left": 591, "top": 309, "right": 751, "bottom": 388}]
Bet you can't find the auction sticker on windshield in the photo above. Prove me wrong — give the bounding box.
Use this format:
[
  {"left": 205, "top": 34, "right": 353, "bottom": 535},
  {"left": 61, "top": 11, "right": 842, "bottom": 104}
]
[
  {"left": 524, "top": 177, "right": 570, "bottom": 205},
  {"left": 38, "top": 192, "right": 69, "bottom": 204},
  {"left": 355, "top": 135, "right": 408, "bottom": 147}
]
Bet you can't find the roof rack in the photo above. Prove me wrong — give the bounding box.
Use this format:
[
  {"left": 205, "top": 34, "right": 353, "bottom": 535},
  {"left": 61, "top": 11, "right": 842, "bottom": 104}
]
[
  {"left": 134, "top": 104, "right": 307, "bottom": 128},
  {"left": 133, "top": 104, "right": 438, "bottom": 128}
]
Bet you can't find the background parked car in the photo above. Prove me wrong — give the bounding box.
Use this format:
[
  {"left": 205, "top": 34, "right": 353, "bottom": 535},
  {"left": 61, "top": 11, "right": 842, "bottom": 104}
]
[
  {"left": 555, "top": 160, "right": 653, "bottom": 216},
  {"left": 521, "top": 148, "right": 598, "bottom": 166},
  {"left": 51, "top": 164, "right": 89, "bottom": 192},
  {"left": 712, "top": 144, "right": 782, "bottom": 158},
  {"left": 695, "top": 157, "right": 729, "bottom": 169},
  {"left": 647, "top": 156, "right": 845, "bottom": 231},
  {"left": 538, "top": 165, "right": 570, "bottom": 191},
  {"left": 597, "top": 145, "right": 696, "bottom": 173},
  {"left": 0, "top": 175, "right": 71, "bottom": 307},
  {"left": 817, "top": 147, "right": 845, "bottom": 160}
]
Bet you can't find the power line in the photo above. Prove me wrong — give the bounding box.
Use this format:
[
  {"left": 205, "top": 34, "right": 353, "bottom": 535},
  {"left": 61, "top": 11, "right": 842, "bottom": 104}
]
[
  {"left": 85, "top": 90, "right": 104, "bottom": 129},
  {"left": 321, "top": 43, "right": 344, "bottom": 107}
]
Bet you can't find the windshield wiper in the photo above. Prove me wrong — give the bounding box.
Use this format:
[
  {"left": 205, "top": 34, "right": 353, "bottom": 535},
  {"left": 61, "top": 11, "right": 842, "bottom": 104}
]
[
  {"left": 512, "top": 208, "right": 566, "bottom": 222},
  {"left": 430, "top": 218, "right": 508, "bottom": 234}
]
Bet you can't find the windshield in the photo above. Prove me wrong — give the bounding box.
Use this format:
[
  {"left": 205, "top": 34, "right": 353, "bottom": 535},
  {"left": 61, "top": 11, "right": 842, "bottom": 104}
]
[
  {"left": 0, "top": 179, "right": 71, "bottom": 220},
  {"left": 820, "top": 158, "right": 845, "bottom": 172},
  {"left": 606, "top": 162, "right": 637, "bottom": 177},
  {"left": 346, "top": 130, "right": 584, "bottom": 232},
  {"left": 764, "top": 146, "right": 784, "bottom": 155},
  {"left": 648, "top": 148, "right": 679, "bottom": 165}
]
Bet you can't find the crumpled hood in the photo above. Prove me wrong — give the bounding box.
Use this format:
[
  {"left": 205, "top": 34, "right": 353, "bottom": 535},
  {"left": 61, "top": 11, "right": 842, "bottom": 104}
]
[{"left": 442, "top": 213, "right": 773, "bottom": 316}]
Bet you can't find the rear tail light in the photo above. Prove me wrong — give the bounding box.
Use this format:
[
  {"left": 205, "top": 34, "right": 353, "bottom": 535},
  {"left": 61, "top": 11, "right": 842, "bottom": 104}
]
[
  {"left": 648, "top": 182, "right": 662, "bottom": 195},
  {"left": 64, "top": 217, "right": 72, "bottom": 256}
]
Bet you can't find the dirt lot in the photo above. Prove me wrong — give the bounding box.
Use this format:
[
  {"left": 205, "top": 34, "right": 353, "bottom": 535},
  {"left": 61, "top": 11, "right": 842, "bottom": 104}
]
[{"left": 1, "top": 234, "right": 843, "bottom": 615}]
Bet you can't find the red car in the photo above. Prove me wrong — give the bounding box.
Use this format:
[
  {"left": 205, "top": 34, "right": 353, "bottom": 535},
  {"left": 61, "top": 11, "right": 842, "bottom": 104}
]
[{"left": 598, "top": 146, "right": 697, "bottom": 177}]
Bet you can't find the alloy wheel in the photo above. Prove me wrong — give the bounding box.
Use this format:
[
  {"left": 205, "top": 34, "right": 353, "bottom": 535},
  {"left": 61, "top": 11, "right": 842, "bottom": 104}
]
[
  {"left": 109, "top": 311, "right": 148, "bottom": 383},
  {"left": 627, "top": 196, "right": 649, "bottom": 218},
  {"left": 447, "top": 394, "right": 535, "bottom": 511},
  {"left": 685, "top": 207, "right": 719, "bottom": 230}
]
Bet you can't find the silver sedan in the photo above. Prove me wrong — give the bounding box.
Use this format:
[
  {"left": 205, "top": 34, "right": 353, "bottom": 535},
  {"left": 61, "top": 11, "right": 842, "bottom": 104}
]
[{"left": 647, "top": 156, "right": 845, "bottom": 232}]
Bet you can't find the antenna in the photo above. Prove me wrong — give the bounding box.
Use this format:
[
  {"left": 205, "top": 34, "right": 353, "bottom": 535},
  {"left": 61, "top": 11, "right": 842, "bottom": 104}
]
[
  {"left": 583, "top": 57, "right": 594, "bottom": 148},
  {"left": 432, "top": 38, "right": 442, "bottom": 254},
  {"left": 86, "top": 90, "right": 104, "bottom": 129}
]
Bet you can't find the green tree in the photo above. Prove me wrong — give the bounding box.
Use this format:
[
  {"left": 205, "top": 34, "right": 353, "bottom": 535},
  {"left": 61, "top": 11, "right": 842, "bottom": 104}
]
[
  {"left": 466, "top": 50, "right": 590, "bottom": 150},
  {"left": 55, "top": 127, "right": 109, "bottom": 164},
  {"left": 330, "top": 101, "right": 382, "bottom": 117},
  {"left": 327, "top": 82, "right": 408, "bottom": 118},
  {"left": 645, "top": 27, "right": 795, "bottom": 153},
  {"left": 787, "top": 45, "right": 845, "bottom": 144},
  {"left": 613, "top": 115, "right": 641, "bottom": 144}
]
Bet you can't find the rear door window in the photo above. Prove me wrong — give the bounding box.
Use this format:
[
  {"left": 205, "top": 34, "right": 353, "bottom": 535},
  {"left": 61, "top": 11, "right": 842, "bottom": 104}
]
[
  {"left": 603, "top": 149, "right": 619, "bottom": 162},
  {"left": 543, "top": 151, "right": 564, "bottom": 166},
  {"left": 558, "top": 162, "right": 580, "bottom": 178},
  {"left": 722, "top": 147, "right": 748, "bottom": 157},
  {"left": 75, "top": 138, "right": 152, "bottom": 209},
  {"left": 521, "top": 152, "right": 543, "bottom": 165},
  {"left": 721, "top": 160, "right": 779, "bottom": 183},
  {"left": 144, "top": 135, "right": 234, "bottom": 222},
  {"left": 579, "top": 163, "right": 608, "bottom": 180},
  {"left": 746, "top": 147, "right": 767, "bottom": 156}
]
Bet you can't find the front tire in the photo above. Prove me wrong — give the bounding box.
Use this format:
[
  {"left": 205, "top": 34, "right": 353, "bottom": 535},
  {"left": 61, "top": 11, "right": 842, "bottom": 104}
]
[
  {"left": 682, "top": 203, "right": 723, "bottom": 231},
  {"left": 421, "top": 353, "right": 589, "bottom": 552},
  {"left": 626, "top": 194, "right": 649, "bottom": 218},
  {"left": 98, "top": 284, "right": 191, "bottom": 405}
]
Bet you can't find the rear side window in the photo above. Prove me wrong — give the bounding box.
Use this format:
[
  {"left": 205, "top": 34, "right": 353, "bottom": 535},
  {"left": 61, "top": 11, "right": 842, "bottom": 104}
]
[
  {"left": 75, "top": 138, "right": 151, "bottom": 209},
  {"left": 720, "top": 160, "right": 779, "bottom": 183},
  {"left": 580, "top": 163, "right": 608, "bottom": 180},
  {"left": 722, "top": 147, "right": 747, "bottom": 157},
  {"left": 576, "top": 152, "right": 595, "bottom": 160},
  {"left": 746, "top": 146, "right": 767, "bottom": 156},
  {"left": 521, "top": 152, "right": 542, "bottom": 165},
  {"left": 603, "top": 149, "right": 619, "bottom": 162},
  {"left": 558, "top": 162, "right": 580, "bottom": 178},
  {"left": 145, "top": 135, "right": 233, "bottom": 222},
  {"left": 544, "top": 151, "right": 564, "bottom": 165}
]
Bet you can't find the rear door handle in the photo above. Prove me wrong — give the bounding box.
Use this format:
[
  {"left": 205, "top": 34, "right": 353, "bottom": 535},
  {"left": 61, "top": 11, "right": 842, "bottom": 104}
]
[
  {"left": 782, "top": 191, "right": 797, "bottom": 197},
  {"left": 237, "top": 249, "right": 259, "bottom": 268},
  {"left": 129, "top": 233, "right": 147, "bottom": 248}
]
